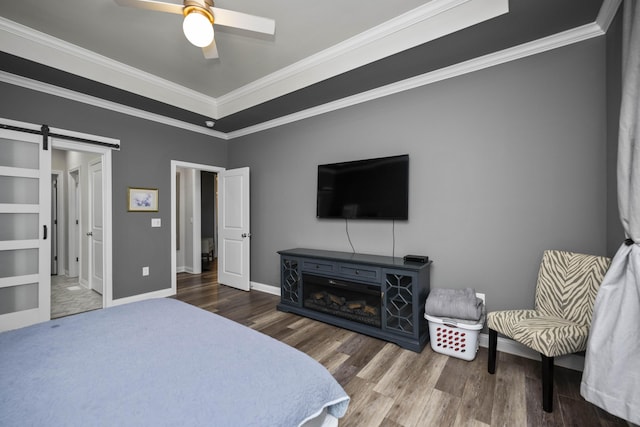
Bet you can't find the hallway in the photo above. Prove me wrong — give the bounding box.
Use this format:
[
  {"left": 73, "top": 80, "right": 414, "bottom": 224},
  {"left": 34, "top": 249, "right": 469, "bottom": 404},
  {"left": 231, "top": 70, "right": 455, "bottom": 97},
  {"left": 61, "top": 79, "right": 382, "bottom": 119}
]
[{"left": 51, "top": 275, "right": 102, "bottom": 319}]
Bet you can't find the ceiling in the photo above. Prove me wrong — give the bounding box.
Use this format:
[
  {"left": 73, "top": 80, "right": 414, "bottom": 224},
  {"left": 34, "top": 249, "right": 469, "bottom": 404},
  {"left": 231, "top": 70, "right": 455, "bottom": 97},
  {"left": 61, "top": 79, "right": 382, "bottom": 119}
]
[{"left": 0, "top": 0, "right": 614, "bottom": 137}]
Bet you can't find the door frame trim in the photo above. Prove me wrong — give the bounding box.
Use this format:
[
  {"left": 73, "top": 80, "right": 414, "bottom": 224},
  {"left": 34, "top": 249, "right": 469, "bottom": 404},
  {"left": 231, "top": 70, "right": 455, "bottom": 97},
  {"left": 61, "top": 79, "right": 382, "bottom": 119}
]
[
  {"left": 52, "top": 138, "right": 113, "bottom": 308},
  {"left": 170, "top": 160, "right": 225, "bottom": 295},
  {"left": 51, "top": 169, "right": 65, "bottom": 276},
  {"left": 67, "top": 167, "right": 81, "bottom": 279}
]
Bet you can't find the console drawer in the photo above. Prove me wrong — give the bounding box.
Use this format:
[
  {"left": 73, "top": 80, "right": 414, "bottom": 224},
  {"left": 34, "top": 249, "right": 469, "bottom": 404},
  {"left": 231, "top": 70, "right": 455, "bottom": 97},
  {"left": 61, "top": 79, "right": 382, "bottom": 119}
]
[
  {"left": 337, "top": 263, "right": 381, "bottom": 282},
  {"left": 302, "top": 259, "right": 336, "bottom": 273}
]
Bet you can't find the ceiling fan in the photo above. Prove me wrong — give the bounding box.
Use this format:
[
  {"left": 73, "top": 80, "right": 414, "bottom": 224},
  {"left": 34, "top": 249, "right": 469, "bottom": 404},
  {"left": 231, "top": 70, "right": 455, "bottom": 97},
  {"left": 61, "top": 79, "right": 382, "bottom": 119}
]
[{"left": 114, "top": 0, "right": 275, "bottom": 59}]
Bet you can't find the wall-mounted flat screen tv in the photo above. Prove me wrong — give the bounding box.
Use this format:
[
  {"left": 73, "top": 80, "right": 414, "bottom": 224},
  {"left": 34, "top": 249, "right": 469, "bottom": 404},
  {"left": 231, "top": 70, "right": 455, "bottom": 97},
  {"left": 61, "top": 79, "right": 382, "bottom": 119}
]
[{"left": 317, "top": 154, "right": 409, "bottom": 220}]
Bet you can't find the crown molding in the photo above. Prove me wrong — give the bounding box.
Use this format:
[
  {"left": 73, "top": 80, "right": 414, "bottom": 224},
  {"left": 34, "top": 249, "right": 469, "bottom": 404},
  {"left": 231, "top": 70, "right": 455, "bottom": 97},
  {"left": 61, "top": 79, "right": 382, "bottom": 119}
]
[
  {"left": 596, "top": 0, "right": 623, "bottom": 31},
  {"left": 0, "top": 71, "right": 228, "bottom": 139},
  {"left": 227, "top": 22, "right": 605, "bottom": 139},
  {"left": 0, "top": 17, "right": 218, "bottom": 120}
]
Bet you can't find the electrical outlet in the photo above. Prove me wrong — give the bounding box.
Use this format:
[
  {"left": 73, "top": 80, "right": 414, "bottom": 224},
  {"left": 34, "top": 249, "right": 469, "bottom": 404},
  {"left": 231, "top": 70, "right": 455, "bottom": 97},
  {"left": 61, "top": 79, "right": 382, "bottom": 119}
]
[
  {"left": 476, "top": 292, "right": 486, "bottom": 306},
  {"left": 142, "top": 266, "right": 149, "bottom": 276}
]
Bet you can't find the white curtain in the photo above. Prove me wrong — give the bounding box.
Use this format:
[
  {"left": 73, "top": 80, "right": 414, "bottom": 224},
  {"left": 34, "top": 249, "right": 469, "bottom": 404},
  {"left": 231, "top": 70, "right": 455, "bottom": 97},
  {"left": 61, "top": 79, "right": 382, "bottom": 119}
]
[{"left": 580, "top": 1, "right": 640, "bottom": 423}]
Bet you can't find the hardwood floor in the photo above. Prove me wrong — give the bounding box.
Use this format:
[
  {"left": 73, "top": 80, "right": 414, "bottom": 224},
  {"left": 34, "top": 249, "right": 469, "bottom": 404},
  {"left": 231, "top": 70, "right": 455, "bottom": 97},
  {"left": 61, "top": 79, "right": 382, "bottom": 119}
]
[{"left": 175, "top": 270, "right": 629, "bottom": 427}]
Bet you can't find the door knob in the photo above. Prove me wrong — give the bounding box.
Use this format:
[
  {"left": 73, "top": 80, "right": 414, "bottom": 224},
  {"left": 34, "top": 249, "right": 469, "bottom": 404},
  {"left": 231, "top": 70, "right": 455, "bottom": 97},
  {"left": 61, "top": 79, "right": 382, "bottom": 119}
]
[
  {"left": 241, "top": 232, "right": 252, "bottom": 238},
  {"left": 86, "top": 232, "right": 93, "bottom": 236}
]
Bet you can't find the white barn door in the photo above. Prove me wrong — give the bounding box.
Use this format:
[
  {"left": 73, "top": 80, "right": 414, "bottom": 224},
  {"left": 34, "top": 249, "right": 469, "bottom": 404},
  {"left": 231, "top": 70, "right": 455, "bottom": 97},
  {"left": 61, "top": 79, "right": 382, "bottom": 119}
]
[
  {"left": 217, "top": 167, "right": 250, "bottom": 291},
  {"left": 0, "top": 128, "right": 51, "bottom": 332}
]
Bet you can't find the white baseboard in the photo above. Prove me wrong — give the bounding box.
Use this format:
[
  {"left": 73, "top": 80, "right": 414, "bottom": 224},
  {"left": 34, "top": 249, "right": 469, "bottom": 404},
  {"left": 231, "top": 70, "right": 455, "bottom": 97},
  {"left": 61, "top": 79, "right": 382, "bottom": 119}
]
[
  {"left": 250, "top": 281, "right": 280, "bottom": 296},
  {"left": 109, "top": 288, "right": 176, "bottom": 307}
]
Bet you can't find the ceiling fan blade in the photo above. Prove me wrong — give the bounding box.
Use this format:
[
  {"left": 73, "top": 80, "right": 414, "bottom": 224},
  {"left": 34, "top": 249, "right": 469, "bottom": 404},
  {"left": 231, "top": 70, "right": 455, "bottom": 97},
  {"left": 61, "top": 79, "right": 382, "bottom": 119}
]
[
  {"left": 210, "top": 7, "right": 275, "bottom": 35},
  {"left": 113, "top": 0, "right": 183, "bottom": 15},
  {"left": 202, "top": 39, "right": 219, "bottom": 59}
]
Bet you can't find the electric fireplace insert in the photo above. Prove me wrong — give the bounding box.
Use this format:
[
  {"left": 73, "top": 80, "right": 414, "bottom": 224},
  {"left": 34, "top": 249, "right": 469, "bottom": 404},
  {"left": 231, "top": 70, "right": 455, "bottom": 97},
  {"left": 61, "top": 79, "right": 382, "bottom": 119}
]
[{"left": 302, "top": 273, "right": 382, "bottom": 328}]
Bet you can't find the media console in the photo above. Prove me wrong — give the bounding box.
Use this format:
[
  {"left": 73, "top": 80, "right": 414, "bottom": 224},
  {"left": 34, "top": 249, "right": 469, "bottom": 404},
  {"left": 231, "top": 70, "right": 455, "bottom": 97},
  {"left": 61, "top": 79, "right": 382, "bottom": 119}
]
[{"left": 277, "top": 248, "right": 431, "bottom": 352}]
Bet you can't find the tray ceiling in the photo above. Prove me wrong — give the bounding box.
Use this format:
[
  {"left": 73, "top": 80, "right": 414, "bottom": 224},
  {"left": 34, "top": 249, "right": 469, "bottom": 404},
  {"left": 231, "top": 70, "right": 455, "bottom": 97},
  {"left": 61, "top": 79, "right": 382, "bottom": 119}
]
[{"left": 0, "top": 0, "right": 613, "bottom": 137}]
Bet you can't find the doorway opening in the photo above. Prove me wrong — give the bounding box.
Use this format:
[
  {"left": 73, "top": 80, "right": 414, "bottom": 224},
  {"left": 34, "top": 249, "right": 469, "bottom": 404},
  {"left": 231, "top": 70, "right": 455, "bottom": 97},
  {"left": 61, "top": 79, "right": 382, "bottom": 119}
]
[
  {"left": 200, "top": 171, "right": 218, "bottom": 273},
  {"left": 175, "top": 167, "right": 218, "bottom": 275},
  {"left": 171, "top": 162, "right": 224, "bottom": 294},
  {"left": 171, "top": 161, "right": 251, "bottom": 294},
  {"left": 50, "top": 145, "right": 109, "bottom": 318}
]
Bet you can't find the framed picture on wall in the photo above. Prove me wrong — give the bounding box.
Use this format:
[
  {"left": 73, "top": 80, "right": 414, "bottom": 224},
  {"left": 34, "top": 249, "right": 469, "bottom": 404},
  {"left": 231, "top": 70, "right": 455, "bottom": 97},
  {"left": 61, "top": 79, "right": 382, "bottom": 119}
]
[{"left": 128, "top": 187, "right": 158, "bottom": 212}]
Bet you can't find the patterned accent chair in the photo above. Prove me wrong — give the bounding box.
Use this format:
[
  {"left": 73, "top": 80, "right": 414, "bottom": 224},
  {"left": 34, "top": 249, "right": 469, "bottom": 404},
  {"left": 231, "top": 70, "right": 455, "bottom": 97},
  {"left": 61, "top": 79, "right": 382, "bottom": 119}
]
[{"left": 487, "top": 250, "right": 611, "bottom": 412}]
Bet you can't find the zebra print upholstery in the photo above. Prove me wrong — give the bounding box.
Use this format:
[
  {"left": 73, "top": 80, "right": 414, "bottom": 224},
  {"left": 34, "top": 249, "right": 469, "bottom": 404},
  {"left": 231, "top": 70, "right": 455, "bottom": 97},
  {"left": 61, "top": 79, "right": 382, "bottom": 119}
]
[{"left": 487, "top": 250, "right": 611, "bottom": 357}]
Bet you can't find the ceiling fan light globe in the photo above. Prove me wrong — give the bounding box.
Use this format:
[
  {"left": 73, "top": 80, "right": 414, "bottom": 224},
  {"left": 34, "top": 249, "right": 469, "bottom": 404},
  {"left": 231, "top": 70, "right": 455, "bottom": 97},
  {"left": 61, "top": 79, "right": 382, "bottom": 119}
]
[{"left": 183, "top": 11, "right": 214, "bottom": 47}]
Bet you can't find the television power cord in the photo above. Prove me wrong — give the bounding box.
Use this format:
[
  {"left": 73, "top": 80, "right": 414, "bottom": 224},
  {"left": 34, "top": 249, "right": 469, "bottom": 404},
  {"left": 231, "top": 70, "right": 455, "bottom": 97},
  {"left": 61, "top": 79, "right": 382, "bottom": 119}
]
[{"left": 345, "top": 218, "right": 356, "bottom": 253}]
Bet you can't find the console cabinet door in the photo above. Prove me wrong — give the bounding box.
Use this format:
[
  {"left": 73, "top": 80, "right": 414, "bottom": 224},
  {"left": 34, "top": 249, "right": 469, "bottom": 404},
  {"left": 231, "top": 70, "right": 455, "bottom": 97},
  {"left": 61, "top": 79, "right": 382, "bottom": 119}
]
[
  {"left": 382, "top": 269, "right": 418, "bottom": 336},
  {"left": 281, "top": 256, "right": 302, "bottom": 307}
]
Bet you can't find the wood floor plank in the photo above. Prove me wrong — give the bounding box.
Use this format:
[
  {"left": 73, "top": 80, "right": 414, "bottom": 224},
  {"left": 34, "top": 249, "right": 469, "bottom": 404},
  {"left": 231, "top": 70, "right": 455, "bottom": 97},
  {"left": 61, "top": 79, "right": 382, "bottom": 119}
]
[
  {"left": 357, "top": 343, "right": 404, "bottom": 383},
  {"left": 372, "top": 348, "right": 424, "bottom": 396},
  {"left": 415, "top": 388, "right": 462, "bottom": 427},
  {"left": 320, "top": 350, "right": 352, "bottom": 377},
  {"left": 303, "top": 337, "right": 344, "bottom": 362},
  {"left": 490, "top": 352, "right": 528, "bottom": 426},
  {"left": 558, "top": 394, "right": 606, "bottom": 427},
  {"left": 247, "top": 309, "right": 289, "bottom": 329},
  {"left": 337, "top": 334, "right": 388, "bottom": 370},
  {"left": 342, "top": 376, "right": 395, "bottom": 427},
  {"left": 381, "top": 349, "right": 448, "bottom": 427},
  {"left": 594, "top": 406, "right": 631, "bottom": 426},
  {"left": 435, "top": 355, "right": 473, "bottom": 398},
  {"left": 379, "top": 418, "right": 404, "bottom": 427},
  {"left": 332, "top": 362, "right": 362, "bottom": 388},
  {"left": 255, "top": 314, "right": 300, "bottom": 337},
  {"left": 454, "top": 349, "right": 496, "bottom": 426}
]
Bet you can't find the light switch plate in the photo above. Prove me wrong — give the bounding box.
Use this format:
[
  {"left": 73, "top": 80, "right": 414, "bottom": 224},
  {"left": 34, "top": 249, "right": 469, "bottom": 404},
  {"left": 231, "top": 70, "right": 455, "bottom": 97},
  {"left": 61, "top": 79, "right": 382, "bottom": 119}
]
[{"left": 151, "top": 218, "right": 161, "bottom": 227}]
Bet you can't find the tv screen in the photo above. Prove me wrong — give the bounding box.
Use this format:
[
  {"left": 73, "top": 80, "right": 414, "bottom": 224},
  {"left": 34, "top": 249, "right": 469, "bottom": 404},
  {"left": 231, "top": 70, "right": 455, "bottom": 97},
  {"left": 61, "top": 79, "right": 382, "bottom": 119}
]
[{"left": 316, "top": 154, "right": 409, "bottom": 220}]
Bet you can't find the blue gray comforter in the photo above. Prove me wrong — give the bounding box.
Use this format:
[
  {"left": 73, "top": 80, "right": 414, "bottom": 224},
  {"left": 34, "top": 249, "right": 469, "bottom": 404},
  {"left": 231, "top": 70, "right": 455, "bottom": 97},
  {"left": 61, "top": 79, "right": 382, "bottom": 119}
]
[{"left": 0, "top": 298, "right": 349, "bottom": 426}]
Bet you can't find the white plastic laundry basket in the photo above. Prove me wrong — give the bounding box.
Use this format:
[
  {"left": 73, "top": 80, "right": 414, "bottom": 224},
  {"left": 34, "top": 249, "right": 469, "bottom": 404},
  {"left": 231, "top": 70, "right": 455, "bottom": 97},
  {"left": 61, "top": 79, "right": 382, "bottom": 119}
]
[{"left": 425, "top": 314, "right": 484, "bottom": 361}]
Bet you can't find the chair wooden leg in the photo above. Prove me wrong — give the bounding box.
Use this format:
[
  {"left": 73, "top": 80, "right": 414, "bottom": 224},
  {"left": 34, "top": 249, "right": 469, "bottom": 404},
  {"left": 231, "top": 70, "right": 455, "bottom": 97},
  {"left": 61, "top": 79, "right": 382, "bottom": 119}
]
[
  {"left": 541, "top": 354, "right": 554, "bottom": 412},
  {"left": 488, "top": 329, "right": 498, "bottom": 374}
]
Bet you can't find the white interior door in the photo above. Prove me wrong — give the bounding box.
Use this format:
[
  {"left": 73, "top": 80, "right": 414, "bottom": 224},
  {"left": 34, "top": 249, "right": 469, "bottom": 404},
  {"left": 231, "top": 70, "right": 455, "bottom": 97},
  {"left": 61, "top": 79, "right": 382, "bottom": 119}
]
[
  {"left": 0, "top": 129, "right": 51, "bottom": 332},
  {"left": 88, "top": 160, "right": 103, "bottom": 294},
  {"left": 217, "top": 167, "right": 250, "bottom": 291}
]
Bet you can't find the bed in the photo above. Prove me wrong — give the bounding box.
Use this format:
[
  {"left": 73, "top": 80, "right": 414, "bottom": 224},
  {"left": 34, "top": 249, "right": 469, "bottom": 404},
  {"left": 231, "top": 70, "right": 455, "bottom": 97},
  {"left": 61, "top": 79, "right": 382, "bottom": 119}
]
[{"left": 0, "top": 298, "right": 349, "bottom": 426}]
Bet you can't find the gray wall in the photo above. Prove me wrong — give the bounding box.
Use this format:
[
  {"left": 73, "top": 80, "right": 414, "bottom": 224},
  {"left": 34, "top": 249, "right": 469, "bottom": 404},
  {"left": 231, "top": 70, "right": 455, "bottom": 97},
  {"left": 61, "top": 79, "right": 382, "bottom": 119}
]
[
  {"left": 228, "top": 37, "right": 611, "bottom": 313},
  {"left": 0, "top": 82, "right": 227, "bottom": 299}
]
